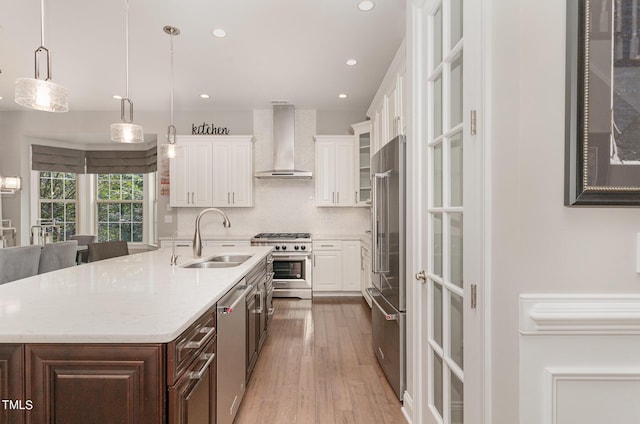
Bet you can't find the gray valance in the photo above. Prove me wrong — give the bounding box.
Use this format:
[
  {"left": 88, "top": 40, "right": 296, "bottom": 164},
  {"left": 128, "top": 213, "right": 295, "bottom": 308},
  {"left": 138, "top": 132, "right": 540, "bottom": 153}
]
[
  {"left": 32, "top": 145, "right": 86, "bottom": 174},
  {"left": 85, "top": 147, "right": 157, "bottom": 174}
]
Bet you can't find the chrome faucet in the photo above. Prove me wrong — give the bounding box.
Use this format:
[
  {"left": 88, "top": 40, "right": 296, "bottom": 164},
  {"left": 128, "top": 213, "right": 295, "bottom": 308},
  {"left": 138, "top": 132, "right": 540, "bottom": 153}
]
[
  {"left": 170, "top": 231, "right": 179, "bottom": 266},
  {"left": 193, "top": 208, "right": 231, "bottom": 258}
]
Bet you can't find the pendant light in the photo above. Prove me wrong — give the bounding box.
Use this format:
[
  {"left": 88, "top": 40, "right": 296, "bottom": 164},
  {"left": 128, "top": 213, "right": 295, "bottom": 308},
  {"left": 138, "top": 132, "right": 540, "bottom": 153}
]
[
  {"left": 110, "top": 0, "right": 144, "bottom": 143},
  {"left": 159, "top": 26, "right": 183, "bottom": 158},
  {"left": 14, "top": 0, "right": 69, "bottom": 112}
]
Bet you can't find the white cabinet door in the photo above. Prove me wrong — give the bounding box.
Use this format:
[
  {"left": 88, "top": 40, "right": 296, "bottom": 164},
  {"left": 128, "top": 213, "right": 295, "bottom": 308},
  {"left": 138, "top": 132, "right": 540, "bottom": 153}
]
[
  {"left": 341, "top": 240, "right": 361, "bottom": 291},
  {"left": 335, "top": 141, "right": 355, "bottom": 205},
  {"left": 314, "top": 136, "right": 354, "bottom": 206},
  {"left": 313, "top": 250, "right": 342, "bottom": 291},
  {"left": 229, "top": 141, "right": 253, "bottom": 207},
  {"left": 211, "top": 142, "right": 231, "bottom": 206},
  {"left": 211, "top": 139, "right": 253, "bottom": 207},
  {"left": 190, "top": 143, "right": 213, "bottom": 207},
  {"left": 360, "top": 244, "right": 372, "bottom": 306},
  {"left": 315, "top": 140, "right": 337, "bottom": 206},
  {"left": 170, "top": 141, "right": 212, "bottom": 207},
  {"left": 352, "top": 121, "right": 372, "bottom": 206}
]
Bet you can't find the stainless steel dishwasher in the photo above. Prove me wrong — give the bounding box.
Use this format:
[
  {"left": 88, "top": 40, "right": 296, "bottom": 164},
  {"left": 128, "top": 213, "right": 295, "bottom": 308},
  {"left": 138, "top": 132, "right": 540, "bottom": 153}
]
[{"left": 216, "top": 279, "right": 252, "bottom": 424}]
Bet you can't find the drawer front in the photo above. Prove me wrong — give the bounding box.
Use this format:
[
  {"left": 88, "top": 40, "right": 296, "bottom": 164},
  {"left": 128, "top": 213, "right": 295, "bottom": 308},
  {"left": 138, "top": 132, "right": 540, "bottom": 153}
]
[
  {"left": 160, "top": 240, "right": 192, "bottom": 248},
  {"left": 312, "top": 240, "right": 342, "bottom": 250},
  {"left": 205, "top": 240, "right": 250, "bottom": 248},
  {"left": 167, "top": 305, "right": 217, "bottom": 385}
]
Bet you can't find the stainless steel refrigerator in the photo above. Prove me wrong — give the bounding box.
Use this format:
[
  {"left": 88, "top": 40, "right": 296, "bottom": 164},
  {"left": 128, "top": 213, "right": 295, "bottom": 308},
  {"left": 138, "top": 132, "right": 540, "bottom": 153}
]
[{"left": 367, "top": 135, "right": 406, "bottom": 400}]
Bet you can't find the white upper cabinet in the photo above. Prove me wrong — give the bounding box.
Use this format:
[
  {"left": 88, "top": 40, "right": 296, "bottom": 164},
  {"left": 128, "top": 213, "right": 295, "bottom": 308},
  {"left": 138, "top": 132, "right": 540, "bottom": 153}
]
[
  {"left": 351, "top": 120, "right": 372, "bottom": 206},
  {"left": 314, "top": 136, "right": 355, "bottom": 206},
  {"left": 211, "top": 139, "right": 253, "bottom": 207},
  {"left": 367, "top": 40, "right": 406, "bottom": 154},
  {"left": 170, "top": 135, "right": 253, "bottom": 208},
  {"left": 170, "top": 140, "right": 213, "bottom": 207}
]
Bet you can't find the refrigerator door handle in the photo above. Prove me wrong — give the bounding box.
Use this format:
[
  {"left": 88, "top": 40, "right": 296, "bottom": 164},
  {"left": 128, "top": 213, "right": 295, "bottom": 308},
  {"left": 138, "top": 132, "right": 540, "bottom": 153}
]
[
  {"left": 367, "top": 288, "right": 399, "bottom": 321},
  {"left": 373, "top": 171, "right": 391, "bottom": 273}
]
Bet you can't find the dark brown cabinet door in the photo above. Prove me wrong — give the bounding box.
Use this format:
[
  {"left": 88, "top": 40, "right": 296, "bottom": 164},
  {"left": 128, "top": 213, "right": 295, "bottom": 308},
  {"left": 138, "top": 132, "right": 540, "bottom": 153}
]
[
  {"left": 168, "top": 337, "right": 216, "bottom": 424},
  {"left": 0, "top": 344, "right": 25, "bottom": 424},
  {"left": 25, "top": 344, "right": 164, "bottom": 424}
]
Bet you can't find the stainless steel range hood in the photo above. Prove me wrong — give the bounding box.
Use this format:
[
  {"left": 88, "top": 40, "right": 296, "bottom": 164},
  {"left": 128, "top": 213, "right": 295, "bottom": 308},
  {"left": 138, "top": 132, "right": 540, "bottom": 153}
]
[{"left": 254, "top": 104, "right": 312, "bottom": 179}]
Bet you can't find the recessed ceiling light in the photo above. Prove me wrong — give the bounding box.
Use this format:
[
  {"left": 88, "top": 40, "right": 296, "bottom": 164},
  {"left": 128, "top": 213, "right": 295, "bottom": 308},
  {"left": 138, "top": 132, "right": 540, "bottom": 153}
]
[
  {"left": 346, "top": 59, "right": 358, "bottom": 66},
  {"left": 211, "top": 29, "right": 227, "bottom": 38},
  {"left": 113, "top": 95, "right": 122, "bottom": 100},
  {"left": 0, "top": 96, "right": 3, "bottom": 100},
  {"left": 358, "top": 0, "right": 375, "bottom": 11},
  {"left": 200, "top": 94, "right": 210, "bottom": 99},
  {"left": 338, "top": 93, "right": 348, "bottom": 99}
]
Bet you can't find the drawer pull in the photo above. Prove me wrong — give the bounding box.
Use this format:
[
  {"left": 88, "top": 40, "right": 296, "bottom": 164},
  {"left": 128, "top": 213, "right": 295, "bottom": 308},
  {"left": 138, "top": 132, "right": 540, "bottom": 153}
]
[
  {"left": 184, "top": 326, "right": 216, "bottom": 350},
  {"left": 189, "top": 352, "right": 216, "bottom": 380}
]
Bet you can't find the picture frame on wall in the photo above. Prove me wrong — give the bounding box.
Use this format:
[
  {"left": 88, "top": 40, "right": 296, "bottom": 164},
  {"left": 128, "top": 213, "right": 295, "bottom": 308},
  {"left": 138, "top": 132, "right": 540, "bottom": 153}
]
[{"left": 565, "top": 0, "right": 640, "bottom": 205}]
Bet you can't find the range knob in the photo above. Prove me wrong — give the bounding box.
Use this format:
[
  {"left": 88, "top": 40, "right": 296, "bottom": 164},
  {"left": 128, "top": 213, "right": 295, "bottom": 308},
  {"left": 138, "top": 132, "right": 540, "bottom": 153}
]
[
  {"left": 294, "top": 245, "right": 300, "bottom": 250},
  {"left": 301, "top": 245, "right": 306, "bottom": 250},
  {"left": 275, "top": 246, "right": 280, "bottom": 250},
  {"left": 281, "top": 245, "right": 287, "bottom": 250}
]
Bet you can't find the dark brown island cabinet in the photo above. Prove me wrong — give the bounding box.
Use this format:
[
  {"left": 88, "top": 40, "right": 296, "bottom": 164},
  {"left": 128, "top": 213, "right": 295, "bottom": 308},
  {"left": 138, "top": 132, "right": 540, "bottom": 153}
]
[{"left": 0, "top": 304, "right": 217, "bottom": 424}]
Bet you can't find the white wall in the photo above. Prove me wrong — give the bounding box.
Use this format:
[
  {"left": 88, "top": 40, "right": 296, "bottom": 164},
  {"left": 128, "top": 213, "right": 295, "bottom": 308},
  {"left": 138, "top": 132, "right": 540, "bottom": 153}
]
[{"left": 489, "top": 0, "right": 640, "bottom": 422}]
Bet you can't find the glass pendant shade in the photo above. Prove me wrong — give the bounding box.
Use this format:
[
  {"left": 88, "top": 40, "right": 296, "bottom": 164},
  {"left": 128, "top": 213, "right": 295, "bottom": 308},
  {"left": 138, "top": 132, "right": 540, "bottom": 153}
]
[
  {"left": 14, "top": 0, "right": 69, "bottom": 113},
  {"left": 15, "top": 78, "right": 69, "bottom": 112},
  {"left": 110, "top": 122, "right": 144, "bottom": 143},
  {"left": 111, "top": 0, "right": 143, "bottom": 144}
]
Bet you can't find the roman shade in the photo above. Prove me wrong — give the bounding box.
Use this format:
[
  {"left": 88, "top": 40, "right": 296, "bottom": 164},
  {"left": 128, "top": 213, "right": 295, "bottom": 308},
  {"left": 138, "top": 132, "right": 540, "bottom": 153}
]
[
  {"left": 86, "top": 147, "right": 157, "bottom": 174},
  {"left": 31, "top": 145, "right": 86, "bottom": 174}
]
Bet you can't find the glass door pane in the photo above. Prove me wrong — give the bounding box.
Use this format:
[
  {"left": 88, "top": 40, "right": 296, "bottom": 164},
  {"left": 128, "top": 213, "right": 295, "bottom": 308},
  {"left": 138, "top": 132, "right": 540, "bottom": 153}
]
[{"left": 425, "top": 1, "right": 465, "bottom": 423}]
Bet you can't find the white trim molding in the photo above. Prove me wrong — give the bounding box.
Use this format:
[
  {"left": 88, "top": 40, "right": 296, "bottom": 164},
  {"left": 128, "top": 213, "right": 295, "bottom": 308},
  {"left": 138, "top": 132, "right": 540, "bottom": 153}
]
[
  {"left": 520, "top": 294, "right": 640, "bottom": 335},
  {"left": 545, "top": 367, "right": 640, "bottom": 424}
]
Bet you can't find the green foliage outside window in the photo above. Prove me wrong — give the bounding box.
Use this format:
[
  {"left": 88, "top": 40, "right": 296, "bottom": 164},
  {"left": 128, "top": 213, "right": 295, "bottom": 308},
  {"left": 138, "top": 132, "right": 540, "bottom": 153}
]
[
  {"left": 38, "top": 172, "right": 77, "bottom": 240},
  {"left": 96, "top": 174, "right": 144, "bottom": 242}
]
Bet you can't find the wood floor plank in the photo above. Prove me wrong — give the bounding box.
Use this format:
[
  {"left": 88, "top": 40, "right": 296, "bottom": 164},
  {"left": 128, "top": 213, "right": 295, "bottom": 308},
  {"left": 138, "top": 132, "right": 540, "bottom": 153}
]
[{"left": 235, "top": 297, "right": 405, "bottom": 424}]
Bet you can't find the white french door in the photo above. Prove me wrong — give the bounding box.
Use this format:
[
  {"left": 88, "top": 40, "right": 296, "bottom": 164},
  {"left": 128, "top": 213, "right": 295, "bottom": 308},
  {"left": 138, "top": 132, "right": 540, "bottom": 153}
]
[{"left": 412, "top": 0, "right": 484, "bottom": 422}]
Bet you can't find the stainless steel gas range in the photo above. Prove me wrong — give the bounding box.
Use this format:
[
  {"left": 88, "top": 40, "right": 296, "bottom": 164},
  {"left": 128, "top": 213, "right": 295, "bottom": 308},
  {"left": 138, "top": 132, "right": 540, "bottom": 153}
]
[{"left": 250, "top": 233, "right": 312, "bottom": 299}]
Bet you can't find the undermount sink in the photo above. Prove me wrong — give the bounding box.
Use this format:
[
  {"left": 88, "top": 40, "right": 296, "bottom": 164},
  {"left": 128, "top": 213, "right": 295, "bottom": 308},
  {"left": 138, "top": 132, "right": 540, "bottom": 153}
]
[
  {"left": 210, "top": 255, "right": 252, "bottom": 263},
  {"left": 181, "top": 254, "right": 253, "bottom": 269}
]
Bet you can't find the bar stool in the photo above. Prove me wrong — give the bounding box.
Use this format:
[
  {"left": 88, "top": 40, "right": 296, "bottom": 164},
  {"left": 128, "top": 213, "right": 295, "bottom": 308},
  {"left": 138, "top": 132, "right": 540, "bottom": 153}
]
[
  {"left": 0, "top": 245, "right": 41, "bottom": 284},
  {"left": 38, "top": 240, "right": 78, "bottom": 274}
]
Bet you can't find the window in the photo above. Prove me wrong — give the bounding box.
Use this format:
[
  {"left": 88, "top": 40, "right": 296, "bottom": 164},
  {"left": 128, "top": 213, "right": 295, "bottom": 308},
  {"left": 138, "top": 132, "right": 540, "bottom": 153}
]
[
  {"left": 96, "top": 174, "right": 144, "bottom": 242},
  {"left": 38, "top": 172, "right": 77, "bottom": 241}
]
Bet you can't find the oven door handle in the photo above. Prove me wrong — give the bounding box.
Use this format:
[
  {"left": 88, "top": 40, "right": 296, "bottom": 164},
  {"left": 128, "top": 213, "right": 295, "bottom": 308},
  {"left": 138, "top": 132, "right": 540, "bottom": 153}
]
[{"left": 272, "top": 254, "right": 311, "bottom": 260}]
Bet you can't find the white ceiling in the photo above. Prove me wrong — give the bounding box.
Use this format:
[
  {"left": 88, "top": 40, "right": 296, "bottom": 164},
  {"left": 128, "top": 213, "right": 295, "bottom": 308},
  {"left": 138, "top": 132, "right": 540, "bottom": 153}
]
[{"left": 0, "top": 0, "right": 406, "bottom": 113}]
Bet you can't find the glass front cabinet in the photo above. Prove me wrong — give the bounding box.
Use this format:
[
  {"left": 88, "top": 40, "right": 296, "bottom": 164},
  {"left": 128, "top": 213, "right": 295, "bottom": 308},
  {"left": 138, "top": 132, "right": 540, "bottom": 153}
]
[{"left": 352, "top": 120, "right": 372, "bottom": 206}]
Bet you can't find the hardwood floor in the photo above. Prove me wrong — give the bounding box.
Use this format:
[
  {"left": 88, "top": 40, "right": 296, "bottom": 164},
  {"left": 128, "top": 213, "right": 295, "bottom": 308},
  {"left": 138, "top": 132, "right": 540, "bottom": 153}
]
[{"left": 235, "top": 297, "right": 406, "bottom": 424}]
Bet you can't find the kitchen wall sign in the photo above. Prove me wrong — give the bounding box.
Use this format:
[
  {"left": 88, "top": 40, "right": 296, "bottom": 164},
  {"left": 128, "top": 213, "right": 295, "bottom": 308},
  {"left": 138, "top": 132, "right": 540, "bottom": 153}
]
[{"left": 191, "top": 122, "right": 230, "bottom": 135}]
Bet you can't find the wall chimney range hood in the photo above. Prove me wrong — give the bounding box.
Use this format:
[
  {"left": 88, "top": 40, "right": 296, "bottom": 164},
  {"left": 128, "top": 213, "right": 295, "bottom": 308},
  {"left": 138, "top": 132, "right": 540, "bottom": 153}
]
[{"left": 254, "top": 104, "right": 312, "bottom": 179}]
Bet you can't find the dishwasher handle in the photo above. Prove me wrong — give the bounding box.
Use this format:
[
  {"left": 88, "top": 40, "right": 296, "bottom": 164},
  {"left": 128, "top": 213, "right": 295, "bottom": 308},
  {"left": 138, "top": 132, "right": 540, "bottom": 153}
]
[{"left": 218, "top": 285, "right": 252, "bottom": 314}]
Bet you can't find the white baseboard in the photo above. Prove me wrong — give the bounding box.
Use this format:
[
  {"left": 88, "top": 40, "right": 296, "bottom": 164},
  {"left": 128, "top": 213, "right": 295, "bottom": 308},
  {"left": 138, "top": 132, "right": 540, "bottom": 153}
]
[
  {"left": 312, "top": 291, "right": 363, "bottom": 297},
  {"left": 401, "top": 390, "right": 413, "bottom": 423}
]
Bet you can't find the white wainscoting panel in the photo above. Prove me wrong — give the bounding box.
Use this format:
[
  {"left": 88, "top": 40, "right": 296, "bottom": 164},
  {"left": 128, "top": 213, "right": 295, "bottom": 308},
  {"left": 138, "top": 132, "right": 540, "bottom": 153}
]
[{"left": 520, "top": 295, "right": 640, "bottom": 424}]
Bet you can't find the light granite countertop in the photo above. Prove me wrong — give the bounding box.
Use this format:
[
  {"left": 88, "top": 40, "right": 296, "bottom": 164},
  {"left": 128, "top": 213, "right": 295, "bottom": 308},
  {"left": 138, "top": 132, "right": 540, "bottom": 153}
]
[{"left": 0, "top": 246, "right": 273, "bottom": 344}]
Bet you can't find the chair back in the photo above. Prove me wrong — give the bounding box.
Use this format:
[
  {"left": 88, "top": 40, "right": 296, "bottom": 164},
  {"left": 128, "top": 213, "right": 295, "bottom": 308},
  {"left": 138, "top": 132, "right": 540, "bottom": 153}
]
[
  {"left": 38, "top": 240, "right": 78, "bottom": 274},
  {"left": 69, "top": 234, "right": 98, "bottom": 246},
  {"left": 69, "top": 234, "right": 97, "bottom": 264},
  {"left": 0, "top": 245, "right": 42, "bottom": 284},
  {"left": 87, "top": 241, "right": 129, "bottom": 262}
]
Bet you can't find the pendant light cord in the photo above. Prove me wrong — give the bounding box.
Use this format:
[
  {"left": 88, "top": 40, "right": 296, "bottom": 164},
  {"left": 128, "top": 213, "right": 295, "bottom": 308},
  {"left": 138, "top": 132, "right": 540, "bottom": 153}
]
[
  {"left": 125, "top": 0, "right": 130, "bottom": 99},
  {"left": 40, "top": 0, "right": 45, "bottom": 47},
  {"left": 170, "top": 31, "right": 174, "bottom": 125}
]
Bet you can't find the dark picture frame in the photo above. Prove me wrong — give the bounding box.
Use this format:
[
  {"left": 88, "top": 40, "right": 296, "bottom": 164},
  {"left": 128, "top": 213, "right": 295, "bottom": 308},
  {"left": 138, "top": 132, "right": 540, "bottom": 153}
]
[{"left": 565, "top": 0, "right": 640, "bottom": 205}]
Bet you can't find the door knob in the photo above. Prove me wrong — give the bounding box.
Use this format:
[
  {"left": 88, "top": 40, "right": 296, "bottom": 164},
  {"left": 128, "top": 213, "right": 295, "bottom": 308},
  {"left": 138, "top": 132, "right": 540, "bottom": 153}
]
[{"left": 415, "top": 270, "right": 427, "bottom": 282}]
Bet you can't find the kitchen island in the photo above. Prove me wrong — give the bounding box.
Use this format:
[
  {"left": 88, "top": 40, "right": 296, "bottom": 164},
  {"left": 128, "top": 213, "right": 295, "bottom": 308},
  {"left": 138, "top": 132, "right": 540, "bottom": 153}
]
[{"left": 0, "top": 245, "right": 273, "bottom": 424}]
